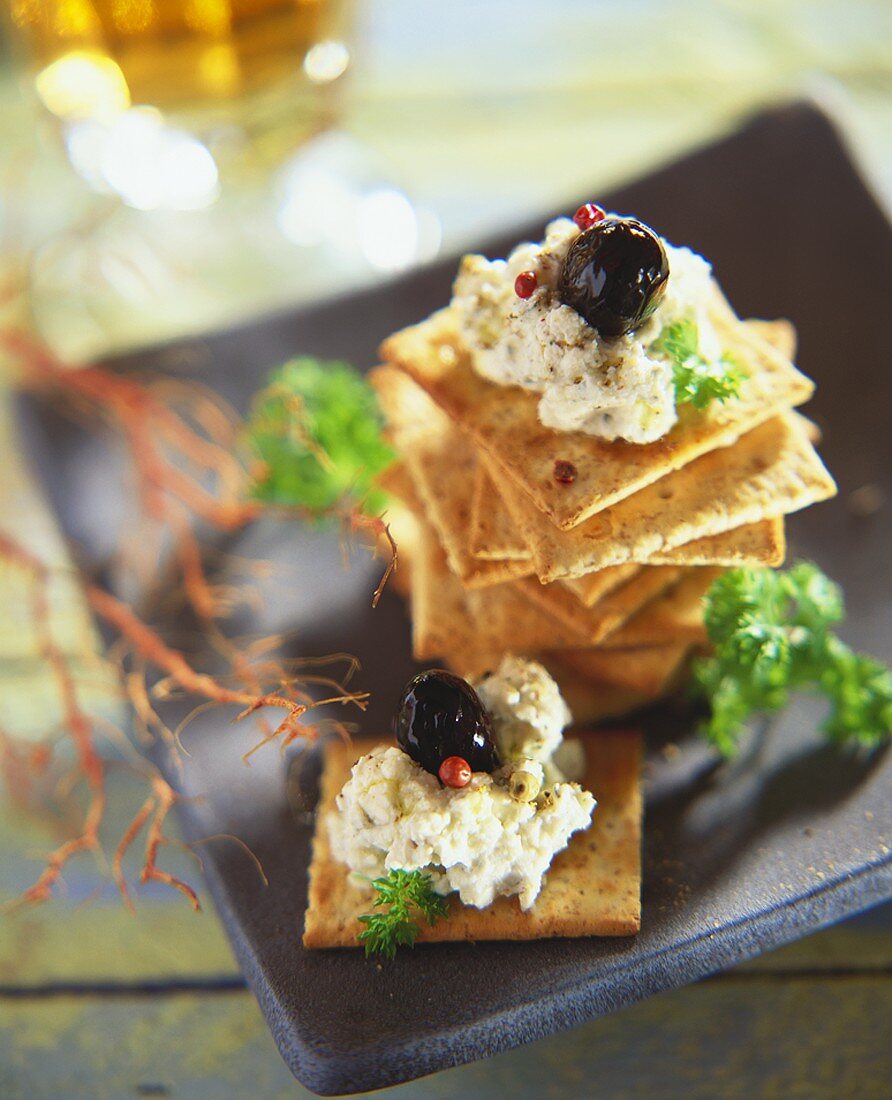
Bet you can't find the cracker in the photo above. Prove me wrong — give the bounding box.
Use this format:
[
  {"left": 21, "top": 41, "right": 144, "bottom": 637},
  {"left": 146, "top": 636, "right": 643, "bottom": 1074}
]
[
  {"left": 476, "top": 459, "right": 785, "bottom": 577},
  {"left": 560, "top": 564, "right": 642, "bottom": 608},
  {"left": 491, "top": 413, "right": 834, "bottom": 581},
  {"left": 303, "top": 729, "right": 642, "bottom": 947},
  {"left": 468, "top": 464, "right": 780, "bottom": 576},
  {"left": 378, "top": 471, "right": 563, "bottom": 663},
  {"left": 646, "top": 518, "right": 786, "bottom": 568},
  {"left": 377, "top": 457, "right": 417, "bottom": 508},
  {"left": 515, "top": 566, "right": 683, "bottom": 645},
  {"left": 438, "top": 647, "right": 654, "bottom": 723},
  {"left": 746, "top": 317, "right": 797, "bottom": 361},
  {"left": 412, "top": 519, "right": 583, "bottom": 662},
  {"left": 543, "top": 663, "right": 653, "bottom": 726},
  {"left": 469, "top": 463, "right": 531, "bottom": 561},
  {"left": 602, "top": 567, "right": 725, "bottom": 648},
  {"left": 405, "top": 440, "right": 530, "bottom": 588},
  {"left": 556, "top": 643, "right": 692, "bottom": 697},
  {"left": 467, "top": 315, "right": 799, "bottom": 561},
  {"left": 380, "top": 301, "right": 815, "bottom": 530},
  {"left": 372, "top": 367, "right": 531, "bottom": 589},
  {"left": 440, "top": 645, "right": 521, "bottom": 682}
]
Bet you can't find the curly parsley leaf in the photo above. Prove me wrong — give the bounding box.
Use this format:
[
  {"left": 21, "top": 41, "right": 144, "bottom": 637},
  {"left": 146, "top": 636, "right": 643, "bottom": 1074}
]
[
  {"left": 244, "top": 358, "right": 394, "bottom": 517},
  {"left": 357, "top": 869, "right": 450, "bottom": 959},
  {"left": 694, "top": 563, "right": 892, "bottom": 756},
  {"left": 651, "top": 319, "right": 747, "bottom": 410}
]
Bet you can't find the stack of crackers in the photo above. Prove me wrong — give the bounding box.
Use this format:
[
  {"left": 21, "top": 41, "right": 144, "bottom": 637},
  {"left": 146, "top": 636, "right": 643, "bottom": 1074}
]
[
  {"left": 304, "top": 288, "right": 837, "bottom": 950},
  {"left": 371, "top": 294, "right": 837, "bottom": 723}
]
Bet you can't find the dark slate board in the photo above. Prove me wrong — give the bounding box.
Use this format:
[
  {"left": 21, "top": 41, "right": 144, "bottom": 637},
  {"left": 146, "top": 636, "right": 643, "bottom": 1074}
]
[{"left": 20, "top": 103, "right": 892, "bottom": 1095}]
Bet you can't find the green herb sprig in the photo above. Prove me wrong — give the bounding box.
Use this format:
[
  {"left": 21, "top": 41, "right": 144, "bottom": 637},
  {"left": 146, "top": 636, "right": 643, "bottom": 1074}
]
[
  {"left": 244, "top": 358, "right": 394, "bottom": 517},
  {"left": 357, "top": 869, "right": 450, "bottom": 959},
  {"left": 651, "top": 319, "right": 747, "bottom": 410},
  {"left": 695, "top": 563, "right": 892, "bottom": 756}
]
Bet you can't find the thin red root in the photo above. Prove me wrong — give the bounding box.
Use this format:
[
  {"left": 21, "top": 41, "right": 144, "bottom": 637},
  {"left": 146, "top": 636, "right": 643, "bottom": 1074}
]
[
  {"left": 348, "top": 511, "right": 398, "bottom": 608},
  {"left": 0, "top": 332, "right": 381, "bottom": 913},
  {"left": 141, "top": 778, "right": 200, "bottom": 910},
  {"left": 0, "top": 535, "right": 106, "bottom": 909},
  {"left": 86, "top": 584, "right": 367, "bottom": 759},
  {"left": 113, "top": 794, "right": 155, "bottom": 913},
  {"left": 189, "top": 833, "right": 269, "bottom": 887}
]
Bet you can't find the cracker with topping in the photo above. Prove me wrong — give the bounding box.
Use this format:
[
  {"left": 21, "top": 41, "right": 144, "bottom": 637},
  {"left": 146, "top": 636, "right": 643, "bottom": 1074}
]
[
  {"left": 379, "top": 301, "right": 816, "bottom": 531},
  {"left": 303, "top": 728, "right": 642, "bottom": 948}
]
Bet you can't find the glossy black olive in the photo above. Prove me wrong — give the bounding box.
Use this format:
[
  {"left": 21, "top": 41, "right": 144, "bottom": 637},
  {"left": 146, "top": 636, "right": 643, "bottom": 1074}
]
[
  {"left": 558, "top": 217, "right": 669, "bottom": 338},
  {"left": 394, "top": 669, "right": 500, "bottom": 776}
]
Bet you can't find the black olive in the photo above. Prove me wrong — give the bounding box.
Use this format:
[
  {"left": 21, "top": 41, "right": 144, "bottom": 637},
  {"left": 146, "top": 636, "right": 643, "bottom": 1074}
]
[
  {"left": 394, "top": 669, "right": 500, "bottom": 776},
  {"left": 558, "top": 217, "right": 669, "bottom": 338}
]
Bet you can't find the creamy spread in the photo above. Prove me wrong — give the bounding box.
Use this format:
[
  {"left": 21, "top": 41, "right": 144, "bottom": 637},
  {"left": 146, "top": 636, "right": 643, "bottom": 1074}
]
[
  {"left": 474, "top": 654, "right": 577, "bottom": 783},
  {"left": 327, "top": 658, "right": 595, "bottom": 910},
  {"left": 451, "top": 216, "right": 723, "bottom": 443}
]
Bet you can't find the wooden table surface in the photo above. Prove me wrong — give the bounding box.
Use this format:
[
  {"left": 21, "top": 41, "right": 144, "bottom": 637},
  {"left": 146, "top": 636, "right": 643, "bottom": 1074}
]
[{"left": 1, "top": 864, "right": 889, "bottom": 1099}]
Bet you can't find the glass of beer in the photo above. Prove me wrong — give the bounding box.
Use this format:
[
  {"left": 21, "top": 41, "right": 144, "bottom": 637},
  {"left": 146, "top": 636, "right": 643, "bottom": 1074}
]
[
  {"left": 6, "top": 0, "right": 354, "bottom": 197},
  {"left": 1, "top": 3, "right": 438, "bottom": 359}
]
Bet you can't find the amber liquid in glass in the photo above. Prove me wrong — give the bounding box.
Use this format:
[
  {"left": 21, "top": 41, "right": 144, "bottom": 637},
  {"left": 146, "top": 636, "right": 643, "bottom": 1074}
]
[{"left": 8, "top": 0, "right": 349, "bottom": 110}]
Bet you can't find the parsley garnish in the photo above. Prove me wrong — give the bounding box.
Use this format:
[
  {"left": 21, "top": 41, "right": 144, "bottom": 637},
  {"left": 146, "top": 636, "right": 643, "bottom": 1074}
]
[
  {"left": 694, "top": 563, "right": 892, "bottom": 756},
  {"left": 245, "top": 358, "right": 394, "bottom": 516},
  {"left": 651, "top": 319, "right": 747, "bottom": 410},
  {"left": 357, "top": 869, "right": 450, "bottom": 959}
]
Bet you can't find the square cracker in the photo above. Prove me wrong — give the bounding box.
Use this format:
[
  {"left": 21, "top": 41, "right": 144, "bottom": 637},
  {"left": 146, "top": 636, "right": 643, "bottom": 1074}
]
[
  {"left": 491, "top": 412, "right": 833, "bottom": 581},
  {"left": 515, "top": 566, "right": 683, "bottom": 645},
  {"left": 645, "top": 517, "right": 785, "bottom": 569},
  {"left": 465, "top": 317, "right": 798, "bottom": 560},
  {"left": 602, "top": 567, "right": 725, "bottom": 649},
  {"left": 558, "top": 516, "right": 782, "bottom": 609},
  {"left": 405, "top": 436, "right": 530, "bottom": 589},
  {"left": 440, "top": 647, "right": 654, "bottom": 725},
  {"left": 411, "top": 518, "right": 584, "bottom": 662},
  {"left": 303, "top": 729, "right": 643, "bottom": 947},
  {"left": 546, "top": 665, "right": 652, "bottom": 726},
  {"left": 474, "top": 458, "right": 786, "bottom": 576},
  {"left": 380, "top": 300, "right": 814, "bottom": 530},
  {"left": 560, "top": 563, "right": 642, "bottom": 608},
  {"left": 470, "top": 463, "right": 531, "bottom": 561},
  {"left": 747, "top": 317, "right": 797, "bottom": 361},
  {"left": 377, "top": 469, "right": 581, "bottom": 663},
  {"left": 372, "top": 367, "right": 531, "bottom": 589},
  {"left": 556, "top": 642, "right": 692, "bottom": 697},
  {"left": 381, "top": 459, "right": 533, "bottom": 586}
]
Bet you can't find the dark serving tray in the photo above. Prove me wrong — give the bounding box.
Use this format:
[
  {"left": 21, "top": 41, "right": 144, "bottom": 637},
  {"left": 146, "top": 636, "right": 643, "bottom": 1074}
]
[{"left": 20, "top": 103, "right": 892, "bottom": 1095}]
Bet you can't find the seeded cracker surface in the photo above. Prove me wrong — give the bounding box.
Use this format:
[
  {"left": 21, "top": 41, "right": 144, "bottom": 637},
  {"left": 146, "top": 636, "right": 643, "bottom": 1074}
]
[
  {"left": 373, "top": 366, "right": 793, "bottom": 578},
  {"left": 489, "top": 412, "right": 834, "bottom": 581},
  {"left": 375, "top": 367, "right": 530, "bottom": 587}
]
